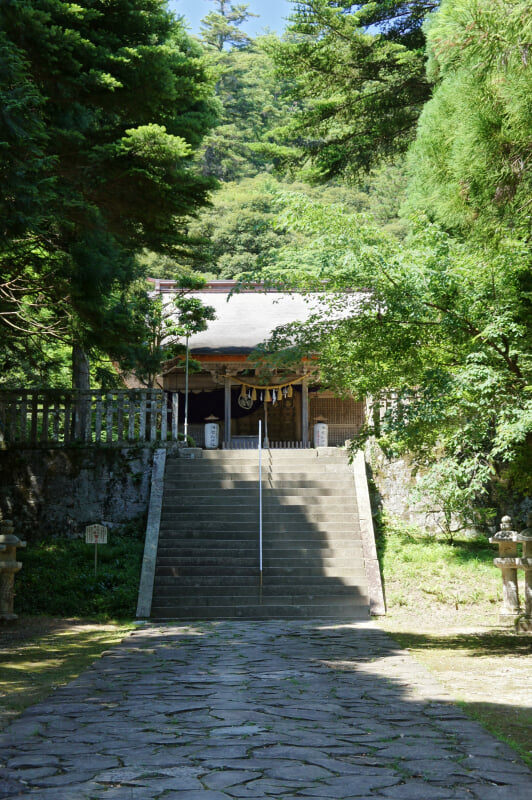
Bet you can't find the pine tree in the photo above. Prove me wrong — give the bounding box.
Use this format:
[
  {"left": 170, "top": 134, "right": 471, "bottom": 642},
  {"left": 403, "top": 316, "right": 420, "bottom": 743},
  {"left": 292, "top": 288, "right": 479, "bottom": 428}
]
[{"left": 200, "top": 0, "right": 257, "bottom": 51}]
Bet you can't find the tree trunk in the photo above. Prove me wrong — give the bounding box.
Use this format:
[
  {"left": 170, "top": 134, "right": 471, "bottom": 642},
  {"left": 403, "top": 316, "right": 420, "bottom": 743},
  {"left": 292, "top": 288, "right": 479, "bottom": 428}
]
[
  {"left": 72, "top": 344, "right": 90, "bottom": 390},
  {"left": 72, "top": 344, "right": 90, "bottom": 440},
  {"left": 72, "top": 344, "right": 91, "bottom": 389}
]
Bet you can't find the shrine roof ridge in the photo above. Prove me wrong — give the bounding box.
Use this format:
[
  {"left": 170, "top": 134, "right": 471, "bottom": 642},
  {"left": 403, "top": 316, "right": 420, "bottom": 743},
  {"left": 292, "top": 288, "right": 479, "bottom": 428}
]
[{"left": 147, "top": 279, "right": 370, "bottom": 295}]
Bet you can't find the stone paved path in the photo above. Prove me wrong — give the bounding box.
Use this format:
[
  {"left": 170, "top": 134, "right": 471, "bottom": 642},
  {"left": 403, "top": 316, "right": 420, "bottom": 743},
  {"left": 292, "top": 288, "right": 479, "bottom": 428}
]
[{"left": 0, "top": 621, "right": 530, "bottom": 799}]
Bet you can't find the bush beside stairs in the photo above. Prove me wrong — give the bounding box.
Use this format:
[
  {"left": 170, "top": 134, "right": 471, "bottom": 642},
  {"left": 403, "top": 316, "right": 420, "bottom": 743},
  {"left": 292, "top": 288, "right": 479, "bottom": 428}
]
[{"left": 149, "top": 449, "right": 372, "bottom": 620}]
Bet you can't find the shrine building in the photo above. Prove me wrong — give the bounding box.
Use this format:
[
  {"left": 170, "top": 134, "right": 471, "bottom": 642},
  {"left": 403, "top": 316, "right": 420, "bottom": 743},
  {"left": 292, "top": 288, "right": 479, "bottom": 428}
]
[{"left": 153, "top": 279, "right": 366, "bottom": 449}]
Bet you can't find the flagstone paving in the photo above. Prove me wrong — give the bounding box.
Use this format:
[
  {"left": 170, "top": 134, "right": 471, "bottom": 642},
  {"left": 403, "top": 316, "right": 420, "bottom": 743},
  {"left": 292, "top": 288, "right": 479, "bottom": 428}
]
[{"left": 0, "top": 620, "right": 530, "bottom": 799}]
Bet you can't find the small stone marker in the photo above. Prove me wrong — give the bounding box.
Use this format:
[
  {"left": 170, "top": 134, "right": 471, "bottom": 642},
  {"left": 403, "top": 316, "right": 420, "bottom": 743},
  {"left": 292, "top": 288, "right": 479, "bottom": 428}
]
[{"left": 85, "top": 524, "right": 108, "bottom": 575}]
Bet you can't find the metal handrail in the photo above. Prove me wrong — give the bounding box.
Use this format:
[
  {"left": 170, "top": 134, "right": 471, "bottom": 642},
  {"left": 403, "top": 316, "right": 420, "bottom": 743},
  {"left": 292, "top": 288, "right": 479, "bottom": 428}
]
[{"left": 259, "top": 419, "right": 263, "bottom": 602}]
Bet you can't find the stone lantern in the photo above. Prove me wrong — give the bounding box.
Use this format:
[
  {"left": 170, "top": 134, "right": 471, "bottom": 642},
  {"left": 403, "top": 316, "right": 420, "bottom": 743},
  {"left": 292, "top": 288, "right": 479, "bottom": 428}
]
[
  {"left": 489, "top": 515, "right": 532, "bottom": 623},
  {"left": 518, "top": 512, "right": 532, "bottom": 619},
  {"left": 0, "top": 520, "right": 26, "bottom": 621}
]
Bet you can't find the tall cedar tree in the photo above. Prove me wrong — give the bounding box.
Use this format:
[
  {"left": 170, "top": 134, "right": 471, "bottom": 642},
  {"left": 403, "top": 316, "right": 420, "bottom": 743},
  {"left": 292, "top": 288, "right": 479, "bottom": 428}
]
[
  {"left": 406, "top": 0, "right": 532, "bottom": 242},
  {"left": 271, "top": 1, "right": 438, "bottom": 181},
  {"left": 0, "top": 0, "right": 217, "bottom": 386}
]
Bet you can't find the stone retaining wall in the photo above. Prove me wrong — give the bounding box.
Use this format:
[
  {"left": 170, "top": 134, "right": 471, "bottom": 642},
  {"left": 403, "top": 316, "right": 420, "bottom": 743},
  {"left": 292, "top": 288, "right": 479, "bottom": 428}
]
[
  {"left": 365, "top": 440, "right": 436, "bottom": 530},
  {"left": 366, "top": 440, "right": 532, "bottom": 533},
  {"left": 0, "top": 446, "right": 155, "bottom": 541}
]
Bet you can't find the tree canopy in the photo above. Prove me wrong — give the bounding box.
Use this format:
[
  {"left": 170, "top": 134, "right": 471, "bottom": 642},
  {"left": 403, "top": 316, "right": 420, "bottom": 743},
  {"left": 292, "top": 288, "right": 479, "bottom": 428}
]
[
  {"left": 257, "top": 191, "right": 532, "bottom": 509},
  {"left": 0, "top": 0, "right": 218, "bottom": 386},
  {"left": 198, "top": 2, "right": 294, "bottom": 182},
  {"left": 406, "top": 0, "right": 532, "bottom": 242},
  {"left": 251, "top": 0, "right": 532, "bottom": 517},
  {"left": 200, "top": 0, "right": 257, "bottom": 51},
  {"left": 270, "top": 1, "right": 438, "bottom": 181},
  {"left": 186, "top": 168, "right": 407, "bottom": 278}
]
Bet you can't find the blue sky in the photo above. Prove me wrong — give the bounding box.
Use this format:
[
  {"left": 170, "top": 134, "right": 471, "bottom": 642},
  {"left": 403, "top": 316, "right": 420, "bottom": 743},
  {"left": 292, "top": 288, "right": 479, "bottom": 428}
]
[{"left": 167, "top": 0, "right": 293, "bottom": 37}]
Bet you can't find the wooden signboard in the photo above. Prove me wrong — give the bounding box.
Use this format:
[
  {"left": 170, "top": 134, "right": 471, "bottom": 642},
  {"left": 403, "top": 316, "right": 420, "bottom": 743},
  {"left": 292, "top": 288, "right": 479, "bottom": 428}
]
[
  {"left": 85, "top": 524, "right": 108, "bottom": 575},
  {"left": 85, "top": 524, "right": 108, "bottom": 544}
]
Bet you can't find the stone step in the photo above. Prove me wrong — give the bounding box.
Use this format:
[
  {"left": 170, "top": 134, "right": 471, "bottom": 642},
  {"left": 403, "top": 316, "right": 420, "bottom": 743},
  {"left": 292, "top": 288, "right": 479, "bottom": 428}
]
[
  {"left": 163, "top": 481, "right": 355, "bottom": 492},
  {"left": 163, "top": 490, "right": 357, "bottom": 502},
  {"left": 152, "top": 564, "right": 365, "bottom": 578},
  {"left": 166, "top": 454, "right": 350, "bottom": 464},
  {"left": 191, "top": 449, "right": 346, "bottom": 460},
  {"left": 160, "top": 513, "right": 359, "bottom": 526},
  {"left": 158, "top": 528, "right": 360, "bottom": 540},
  {"left": 161, "top": 495, "right": 358, "bottom": 508},
  {"left": 168, "top": 454, "right": 349, "bottom": 463},
  {"left": 156, "top": 544, "right": 363, "bottom": 558},
  {"left": 158, "top": 523, "right": 361, "bottom": 537},
  {"left": 164, "top": 472, "right": 353, "bottom": 484},
  {"left": 158, "top": 547, "right": 362, "bottom": 560},
  {"left": 156, "top": 553, "right": 363, "bottom": 568},
  {"left": 149, "top": 602, "right": 370, "bottom": 621},
  {"left": 166, "top": 463, "right": 352, "bottom": 475},
  {"left": 152, "top": 573, "right": 365, "bottom": 588},
  {"left": 156, "top": 535, "right": 361, "bottom": 545},
  {"left": 157, "top": 544, "right": 362, "bottom": 557},
  {"left": 152, "top": 592, "right": 368, "bottom": 606},
  {"left": 153, "top": 585, "right": 367, "bottom": 598},
  {"left": 161, "top": 505, "right": 358, "bottom": 516}
]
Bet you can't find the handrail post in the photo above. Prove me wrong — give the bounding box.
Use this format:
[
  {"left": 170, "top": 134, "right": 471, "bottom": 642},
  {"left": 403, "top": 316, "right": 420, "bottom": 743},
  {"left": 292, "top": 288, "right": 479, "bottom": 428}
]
[
  {"left": 184, "top": 335, "right": 189, "bottom": 443},
  {"left": 259, "top": 420, "right": 263, "bottom": 602}
]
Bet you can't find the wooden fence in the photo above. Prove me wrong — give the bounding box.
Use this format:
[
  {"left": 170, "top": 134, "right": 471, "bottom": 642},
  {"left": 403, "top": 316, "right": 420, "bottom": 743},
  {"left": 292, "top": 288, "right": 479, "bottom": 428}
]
[{"left": 0, "top": 390, "right": 180, "bottom": 446}]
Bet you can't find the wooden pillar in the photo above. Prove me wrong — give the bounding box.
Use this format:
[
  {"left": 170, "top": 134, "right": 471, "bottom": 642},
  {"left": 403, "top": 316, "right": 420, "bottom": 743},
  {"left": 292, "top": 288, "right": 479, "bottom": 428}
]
[
  {"left": 224, "top": 376, "right": 232, "bottom": 447},
  {"left": 301, "top": 377, "right": 309, "bottom": 447}
]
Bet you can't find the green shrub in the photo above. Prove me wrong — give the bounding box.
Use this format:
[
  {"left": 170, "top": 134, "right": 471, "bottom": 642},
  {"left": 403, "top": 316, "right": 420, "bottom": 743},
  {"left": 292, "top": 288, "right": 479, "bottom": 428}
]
[{"left": 15, "top": 521, "right": 145, "bottom": 619}]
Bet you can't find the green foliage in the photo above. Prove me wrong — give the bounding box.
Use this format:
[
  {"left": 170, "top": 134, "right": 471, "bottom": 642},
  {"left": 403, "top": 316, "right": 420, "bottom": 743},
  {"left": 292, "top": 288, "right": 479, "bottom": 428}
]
[
  {"left": 0, "top": 0, "right": 218, "bottom": 385},
  {"left": 188, "top": 175, "right": 296, "bottom": 276},
  {"left": 198, "top": 35, "right": 295, "bottom": 181},
  {"left": 254, "top": 191, "right": 532, "bottom": 515},
  {"left": 410, "top": 457, "right": 496, "bottom": 542},
  {"left": 189, "top": 169, "right": 408, "bottom": 278},
  {"left": 270, "top": 1, "right": 437, "bottom": 181},
  {"left": 199, "top": 2, "right": 267, "bottom": 180},
  {"left": 406, "top": 0, "right": 532, "bottom": 241},
  {"left": 200, "top": 0, "right": 257, "bottom": 51},
  {"left": 16, "top": 523, "right": 145, "bottom": 618},
  {"left": 173, "top": 294, "right": 217, "bottom": 338},
  {"left": 130, "top": 276, "right": 216, "bottom": 387}
]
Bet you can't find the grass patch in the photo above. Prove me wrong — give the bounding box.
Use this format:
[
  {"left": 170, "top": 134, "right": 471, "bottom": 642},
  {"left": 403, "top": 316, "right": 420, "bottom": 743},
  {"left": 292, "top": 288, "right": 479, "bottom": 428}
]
[
  {"left": 376, "top": 515, "right": 532, "bottom": 769},
  {"left": 376, "top": 515, "right": 502, "bottom": 611},
  {"left": 14, "top": 520, "right": 145, "bottom": 618},
  {"left": 0, "top": 618, "right": 132, "bottom": 730}
]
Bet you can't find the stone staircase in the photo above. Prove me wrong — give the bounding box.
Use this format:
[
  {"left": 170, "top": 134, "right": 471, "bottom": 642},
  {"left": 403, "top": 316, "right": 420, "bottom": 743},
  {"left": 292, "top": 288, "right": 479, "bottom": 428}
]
[{"left": 150, "top": 449, "right": 371, "bottom": 620}]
